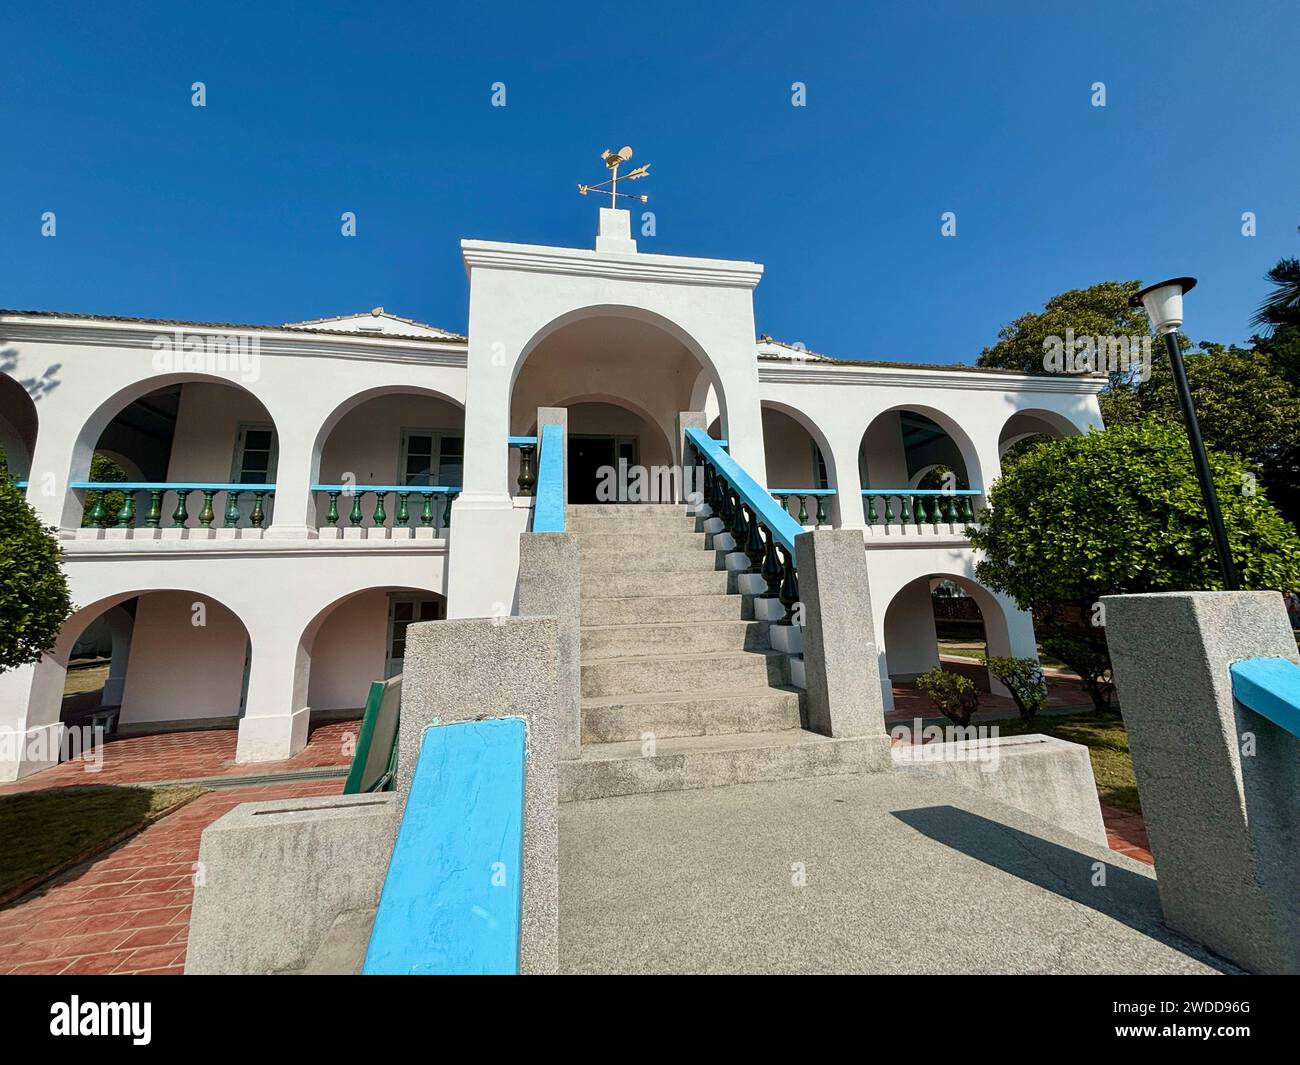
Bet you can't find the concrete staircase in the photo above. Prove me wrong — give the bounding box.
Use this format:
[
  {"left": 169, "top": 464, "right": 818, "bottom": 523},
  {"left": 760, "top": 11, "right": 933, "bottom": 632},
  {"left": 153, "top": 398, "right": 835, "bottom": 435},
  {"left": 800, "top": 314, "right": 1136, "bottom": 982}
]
[{"left": 559, "top": 503, "right": 880, "bottom": 802}]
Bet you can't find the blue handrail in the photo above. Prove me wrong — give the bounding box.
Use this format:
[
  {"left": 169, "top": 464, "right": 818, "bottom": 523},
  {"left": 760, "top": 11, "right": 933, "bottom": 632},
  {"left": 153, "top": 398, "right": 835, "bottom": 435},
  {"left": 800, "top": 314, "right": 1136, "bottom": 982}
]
[
  {"left": 861, "top": 488, "right": 981, "bottom": 496},
  {"left": 686, "top": 428, "right": 802, "bottom": 558},
  {"left": 310, "top": 484, "right": 461, "bottom": 493},
  {"left": 1229, "top": 657, "right": 1300, "bottom": 738},
  {"left": 533, "top": 422, "right": 565, "bottom": 533},
  {"left": 72, "top": 481, "right": 276, "bottom": 491}
]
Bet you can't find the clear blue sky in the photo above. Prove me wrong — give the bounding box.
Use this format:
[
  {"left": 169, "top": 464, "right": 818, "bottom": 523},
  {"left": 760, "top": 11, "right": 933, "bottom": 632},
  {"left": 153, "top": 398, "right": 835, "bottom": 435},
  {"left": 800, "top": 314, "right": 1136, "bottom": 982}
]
[{"left": 3, "top": 1, "right": 1297, "bottom": 363}]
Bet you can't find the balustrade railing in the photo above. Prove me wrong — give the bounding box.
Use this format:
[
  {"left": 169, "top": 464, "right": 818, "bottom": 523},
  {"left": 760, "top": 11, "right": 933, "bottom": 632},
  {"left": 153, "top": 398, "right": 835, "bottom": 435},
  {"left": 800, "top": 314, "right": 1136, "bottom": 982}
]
[
  {"left": 770, "top": 488, "right": 836, "bottom": 526},
  {"left": 311, "top": 485, "right": 459, "bottom": 535},
  {"left": 509, "top": 436, "right": 537, "bottom": 497},
  {"left": 685, "top": 428, "right": 803, "bottom": 625},
  {"left": 860, "top": 488, "right": 979, "bottom": 528},
  {"left": 73, "top": 482, "right": 275, "bottom": 531}
]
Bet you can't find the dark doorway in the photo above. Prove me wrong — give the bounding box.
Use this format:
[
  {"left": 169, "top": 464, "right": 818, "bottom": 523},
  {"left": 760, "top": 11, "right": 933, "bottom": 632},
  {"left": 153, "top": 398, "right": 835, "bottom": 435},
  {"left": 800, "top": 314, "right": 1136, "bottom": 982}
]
[
  {"left": 569, "top": 435, "right": 615, "bottom": 504},
  {"left": 568, "top": 434, "right": 638, "bottom": 503}
]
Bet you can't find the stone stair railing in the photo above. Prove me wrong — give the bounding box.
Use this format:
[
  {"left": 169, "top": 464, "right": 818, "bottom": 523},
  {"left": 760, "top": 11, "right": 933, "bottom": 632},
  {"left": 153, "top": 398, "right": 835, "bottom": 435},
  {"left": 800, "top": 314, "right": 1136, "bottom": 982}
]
[{"left": 686, "top": 427, "right": 804, "bottom": 627}]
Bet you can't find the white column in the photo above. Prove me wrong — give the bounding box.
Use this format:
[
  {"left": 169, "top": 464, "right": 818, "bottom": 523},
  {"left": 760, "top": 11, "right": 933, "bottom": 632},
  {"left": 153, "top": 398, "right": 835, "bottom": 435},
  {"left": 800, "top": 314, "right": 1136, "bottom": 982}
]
[
  {"left": 0, "top": 656, "right": 69, "bottom": 781},
  {"left": 267, "top": 425, "right": 318, "bottom": 538},
  {"left": 828, "top": 428, "right": 866, "bottom": 529},
  {"left": 234, "top": 622, "right": 310, "bottom": 763},
  {"left": 446, "top": 319, "right": 521, "bottom": 618}
]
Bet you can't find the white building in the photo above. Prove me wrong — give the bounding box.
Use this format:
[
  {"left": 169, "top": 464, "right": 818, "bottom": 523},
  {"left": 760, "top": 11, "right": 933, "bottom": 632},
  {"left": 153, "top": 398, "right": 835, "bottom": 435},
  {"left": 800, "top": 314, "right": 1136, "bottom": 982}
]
[{"left": 0, "top": 207, "right": 1104, "bottom": 781}]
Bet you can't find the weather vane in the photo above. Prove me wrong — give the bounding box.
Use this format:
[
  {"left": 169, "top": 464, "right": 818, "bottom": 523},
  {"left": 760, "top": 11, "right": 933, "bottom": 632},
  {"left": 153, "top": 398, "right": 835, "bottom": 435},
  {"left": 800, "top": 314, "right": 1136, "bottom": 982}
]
[{"left": 577, "top": 146, "right": 651, "bottom": 208}]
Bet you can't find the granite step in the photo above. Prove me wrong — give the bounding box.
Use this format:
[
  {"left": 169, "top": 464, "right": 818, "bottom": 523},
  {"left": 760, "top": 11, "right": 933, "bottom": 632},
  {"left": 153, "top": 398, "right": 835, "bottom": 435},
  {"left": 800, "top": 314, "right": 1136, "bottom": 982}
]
[
  {"left": 581, "top": 686, "right": 804, "bottom": 743},
  {"left": 581, "top": 570, "right": 731, "bottom": 599},
  {"left": 580, "top": 594, "right": 751, "bottom": 626},
  {"left": 581, "top": 649, "right": 787, "bottom": 698},
  {"left": 560, "top": 730, "right": 877, "bottom": 802},
  {"left": 581, "top": 620, "right": 770, "bottom": 660},
  {"left": 578, "top": 548, "right": 720, "bottom": 574}
]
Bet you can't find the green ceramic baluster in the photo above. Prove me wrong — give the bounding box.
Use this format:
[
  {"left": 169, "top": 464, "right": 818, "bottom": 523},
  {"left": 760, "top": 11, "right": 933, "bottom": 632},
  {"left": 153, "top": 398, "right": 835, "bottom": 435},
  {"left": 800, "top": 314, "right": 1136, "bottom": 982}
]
[
  {"left": 251, "top": 491, "right": 267, "bottom": 528},
  {"left": 797, "top": 495, "right": 809, "bottom": 526},
  {"left": 866, "top": 494, "right": 878, "bottom": 525},
  {"left": 224, "top": 490, "right": 242, "bottom": 527},
  {"left": 397, "top": 492, "right": 411, "bottom": 527},
  {"left": 115, "top": 490, "right": 136, "bottom": 528},
  {"left": 86, "top": 490, "right": 106, "bottom": 528},
  {"left": 326, "top": 491, "right": 340, "bottom": 526},
  {"left": 146, "top": 490, "right": 163, "bottom": 528},
  {"left": 199, "top": 490, "right": 216, "bottom": 529},
  {"left": 420, "top": 492, "right": 434, "bottom": 527},
  {"left": 171, "top": 489, "right": 191, "bottom": 527},
  {"left": 348, "top": 491, "right": 364, "bottom": 526},
  {"left": 372, "top": 491, "right": 387, "bottom": 528}
]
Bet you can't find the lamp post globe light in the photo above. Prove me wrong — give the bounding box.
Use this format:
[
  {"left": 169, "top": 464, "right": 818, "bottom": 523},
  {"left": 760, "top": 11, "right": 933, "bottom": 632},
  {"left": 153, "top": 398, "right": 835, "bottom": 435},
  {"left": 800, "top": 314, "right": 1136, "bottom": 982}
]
[{"left": 1130, "top": 277, "right": 1239, "bottom": 590}]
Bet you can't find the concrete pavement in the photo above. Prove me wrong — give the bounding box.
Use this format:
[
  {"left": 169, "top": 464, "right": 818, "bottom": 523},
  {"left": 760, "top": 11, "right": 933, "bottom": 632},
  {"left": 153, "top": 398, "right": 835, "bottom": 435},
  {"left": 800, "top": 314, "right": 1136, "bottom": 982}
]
[{"left": 559, "top": 771, "right": 1234, "bottom": 974}]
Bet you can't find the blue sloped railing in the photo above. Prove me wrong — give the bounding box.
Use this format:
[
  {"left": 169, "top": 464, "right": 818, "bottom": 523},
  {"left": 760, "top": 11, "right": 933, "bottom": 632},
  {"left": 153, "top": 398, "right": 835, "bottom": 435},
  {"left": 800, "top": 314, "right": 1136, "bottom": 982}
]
[
  {"left": 363, "top": 718, "right": 526, "bottom": 975},
  {"left": 533, "top": 422, "right": 565, "bottom": 533},
  {"left": 1229, "top": 657, "right": 1300, "bottom": 737},
  {"left": 685, "top": 427, "right": 803, "bottom": 624}
]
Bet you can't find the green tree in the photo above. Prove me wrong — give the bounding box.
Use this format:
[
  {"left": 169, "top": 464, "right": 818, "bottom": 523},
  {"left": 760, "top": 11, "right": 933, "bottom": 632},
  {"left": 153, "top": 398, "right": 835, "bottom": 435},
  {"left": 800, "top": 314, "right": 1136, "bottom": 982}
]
[
  {"left": 0, "top": 472, "right": 73, "bottom": 671},
  {"left": 1100, "top": 341, "right": 1300, "bottom": 525},
  {"left": 968, "top": 423, "right": 1300, "bottom": 710},
  {"left": 977, "top": 281, "right": 1155, "bottom": 383}
]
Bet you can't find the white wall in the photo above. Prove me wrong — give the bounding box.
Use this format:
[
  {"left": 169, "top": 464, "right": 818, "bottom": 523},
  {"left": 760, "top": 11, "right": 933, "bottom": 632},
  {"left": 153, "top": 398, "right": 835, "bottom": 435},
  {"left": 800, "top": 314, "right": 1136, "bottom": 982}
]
[
  {"left": 306, "top": 589, "right": 393, "bottom": 712},
  {"left": 120, "top": 592, "right": 248, "bottom": 725}
]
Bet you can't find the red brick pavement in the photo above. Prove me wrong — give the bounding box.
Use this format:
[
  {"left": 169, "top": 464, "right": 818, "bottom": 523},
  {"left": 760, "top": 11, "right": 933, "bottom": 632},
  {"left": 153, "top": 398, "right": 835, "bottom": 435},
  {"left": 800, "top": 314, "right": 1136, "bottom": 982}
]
[
  {"left": 0, "top": 779, "right": 344, "bottom": 975},
  {"left": 0, "top": 720, "right": 356, "bottom": 795},
  {"left": 1101, "top": 804, "right": 1153, "bottom": 865}
]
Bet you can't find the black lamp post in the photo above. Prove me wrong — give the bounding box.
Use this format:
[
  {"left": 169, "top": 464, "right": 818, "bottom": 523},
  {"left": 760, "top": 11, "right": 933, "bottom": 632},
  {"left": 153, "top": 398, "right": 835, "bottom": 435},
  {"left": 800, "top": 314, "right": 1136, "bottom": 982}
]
[{"left": 1130, "top": 277, "right": 1238, "bottom": 590}]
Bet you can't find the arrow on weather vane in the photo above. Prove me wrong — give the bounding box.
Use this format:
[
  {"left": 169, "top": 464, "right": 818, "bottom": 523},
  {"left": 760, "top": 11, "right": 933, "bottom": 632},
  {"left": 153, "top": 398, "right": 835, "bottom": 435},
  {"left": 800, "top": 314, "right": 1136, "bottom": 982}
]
[{"left": 577, "top": 146, "right": 651, "bottom": 208}]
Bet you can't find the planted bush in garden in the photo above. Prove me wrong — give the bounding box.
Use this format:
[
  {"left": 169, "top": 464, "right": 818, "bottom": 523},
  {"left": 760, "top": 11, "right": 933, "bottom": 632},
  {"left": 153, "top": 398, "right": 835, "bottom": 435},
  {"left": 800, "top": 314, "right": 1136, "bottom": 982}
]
[
  {"left": 982, "top": 654, "right": 1048, "bottom": 720},
  {"left": 915, "top": 666, "right": 980, "bottom": 727}
]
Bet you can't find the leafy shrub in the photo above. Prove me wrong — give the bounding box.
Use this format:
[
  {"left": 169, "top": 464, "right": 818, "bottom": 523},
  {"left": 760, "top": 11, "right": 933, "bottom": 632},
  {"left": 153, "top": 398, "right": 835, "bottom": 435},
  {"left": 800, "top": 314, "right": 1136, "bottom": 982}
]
[
  {"left": 0, "top": 479, "right": 72, "bottom": 670},
  {"left": 915, "top": 666, "right": 980, "bottom": 726},
  {"left": 981, "top": 654, "right": 1048, "bottom": 720}
]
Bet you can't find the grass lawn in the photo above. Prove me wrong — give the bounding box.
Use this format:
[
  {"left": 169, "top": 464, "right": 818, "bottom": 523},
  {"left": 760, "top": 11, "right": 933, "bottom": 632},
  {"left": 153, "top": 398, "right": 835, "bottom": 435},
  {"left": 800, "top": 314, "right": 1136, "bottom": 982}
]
[
  {"left": 993, "top": 710, "right": 1139, "bottom": 814},
  {"left": 937, "top": 640, "right": 1071, "bottom": 671},
  {"left": 63, "top": 661, "right": 110, "bottom": 696},
  {"left": 0, "top": 784, "right": 203, "bottom": 900}
]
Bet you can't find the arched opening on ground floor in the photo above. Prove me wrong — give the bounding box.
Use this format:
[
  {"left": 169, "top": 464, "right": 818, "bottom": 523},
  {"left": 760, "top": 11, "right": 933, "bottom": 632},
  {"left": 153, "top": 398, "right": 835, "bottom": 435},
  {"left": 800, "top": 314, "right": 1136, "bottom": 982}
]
[
  {"left": 300, "top": 586, "right": 445, "bottom": 719},
  {"left": 509, "top": 309, "right": 724, "bottom": 504},
  {"left": 50, "top": 591, "right": 253, "bottom": 737},
  {"left": 881, "top": 573, "right": 1014, "bottom": 699},
  {"left": 70, "top": 375, "right": 279, "bottom": 530}
]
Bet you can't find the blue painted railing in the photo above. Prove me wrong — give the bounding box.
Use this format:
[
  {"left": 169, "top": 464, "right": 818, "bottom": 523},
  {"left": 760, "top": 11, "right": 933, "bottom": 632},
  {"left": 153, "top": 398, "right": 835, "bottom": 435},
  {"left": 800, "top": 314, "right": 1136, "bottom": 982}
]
[
  {"left": 1229, "top": 657, "right": 1300, "bottom": 738},
  {"left": 363, "top": 719, "right": 526, "bottom": 975},
  {"left": 533, "top": 422, "right": 565, "bottom": 533},
  {"left": 861, "top": 487, "right": 979, "bottom": 527},
  {"left": 686, "top": 427, "right": 803, "bottom": 624}
]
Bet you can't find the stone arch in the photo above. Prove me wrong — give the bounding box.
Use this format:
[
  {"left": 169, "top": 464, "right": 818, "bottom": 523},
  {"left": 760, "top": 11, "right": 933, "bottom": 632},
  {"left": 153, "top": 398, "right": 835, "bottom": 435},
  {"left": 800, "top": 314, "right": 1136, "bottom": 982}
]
[
  {"left": 297, "top": 584, "right": 444, "bottom": 716},
  {"left": 0, "top": 371, "right": 39, "bottom": 479},
  {"left": 998, "top": 407, "right": 1083, "bottom": 457}
]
